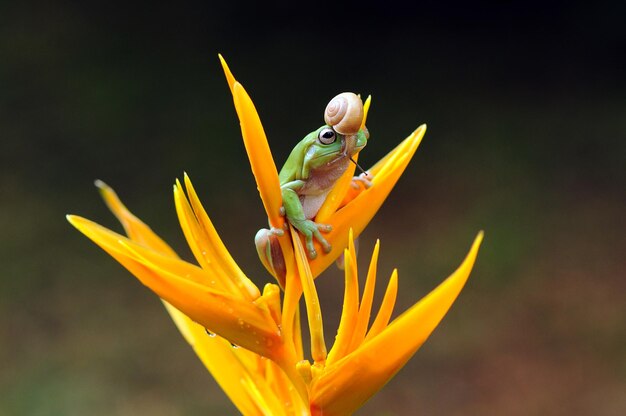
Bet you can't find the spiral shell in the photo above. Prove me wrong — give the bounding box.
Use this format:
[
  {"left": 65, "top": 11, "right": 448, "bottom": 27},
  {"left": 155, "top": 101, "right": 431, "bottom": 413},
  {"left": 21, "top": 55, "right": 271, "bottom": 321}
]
[{"left": 324, "top": 92, "right": 364, "bottom": 135}]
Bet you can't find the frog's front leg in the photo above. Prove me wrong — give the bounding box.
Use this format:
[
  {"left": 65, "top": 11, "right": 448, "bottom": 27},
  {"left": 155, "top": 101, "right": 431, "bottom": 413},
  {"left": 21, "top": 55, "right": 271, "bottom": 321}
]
[{"left": 281, "top": 182, "right": 332, "bottom": 259}]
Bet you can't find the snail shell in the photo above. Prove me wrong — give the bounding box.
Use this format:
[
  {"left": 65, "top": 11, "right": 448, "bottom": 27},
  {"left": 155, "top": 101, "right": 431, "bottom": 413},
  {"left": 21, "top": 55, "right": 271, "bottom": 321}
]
[{"left": 324, "top": 92, "right": 363, "bottom": 135}]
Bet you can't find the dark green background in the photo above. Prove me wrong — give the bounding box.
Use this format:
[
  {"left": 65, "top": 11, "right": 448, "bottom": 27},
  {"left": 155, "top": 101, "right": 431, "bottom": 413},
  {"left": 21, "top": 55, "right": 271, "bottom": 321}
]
[{"left": 1, "top": 1, "right": 625, "bottom": 414}]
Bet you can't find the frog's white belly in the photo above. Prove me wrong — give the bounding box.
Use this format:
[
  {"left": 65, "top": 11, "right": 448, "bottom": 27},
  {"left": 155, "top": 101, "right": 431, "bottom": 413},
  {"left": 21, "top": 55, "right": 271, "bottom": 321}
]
[
  {"left": 298, "top": 158, "right": 350, "bottom": 219},
  {"left": 301, "top": 191, "right": 331, "bottom": 220}
]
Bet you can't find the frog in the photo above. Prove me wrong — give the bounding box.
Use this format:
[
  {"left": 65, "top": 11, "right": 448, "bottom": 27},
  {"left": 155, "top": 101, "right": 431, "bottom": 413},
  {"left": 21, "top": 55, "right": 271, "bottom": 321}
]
[{"left": 255, "top": 92, "right": 371, "bottom": 282}]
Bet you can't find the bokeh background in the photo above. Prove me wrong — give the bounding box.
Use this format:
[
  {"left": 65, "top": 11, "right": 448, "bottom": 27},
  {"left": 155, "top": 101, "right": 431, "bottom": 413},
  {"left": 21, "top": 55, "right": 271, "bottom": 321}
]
[{"left": 1, "top": 1, "right": 625, "bottom": 415}]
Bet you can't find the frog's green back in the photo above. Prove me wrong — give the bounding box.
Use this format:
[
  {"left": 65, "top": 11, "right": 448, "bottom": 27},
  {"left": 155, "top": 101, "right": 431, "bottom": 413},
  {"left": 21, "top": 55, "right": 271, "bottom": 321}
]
[{"left": 278, "top": 131, "right": 317, "bottom": 184}]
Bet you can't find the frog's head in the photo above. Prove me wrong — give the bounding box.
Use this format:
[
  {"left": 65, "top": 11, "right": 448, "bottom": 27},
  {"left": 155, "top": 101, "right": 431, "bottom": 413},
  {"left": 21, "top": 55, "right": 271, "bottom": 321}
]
[{"left": 301, "top": 126, "right": 349, "bottom": 169}]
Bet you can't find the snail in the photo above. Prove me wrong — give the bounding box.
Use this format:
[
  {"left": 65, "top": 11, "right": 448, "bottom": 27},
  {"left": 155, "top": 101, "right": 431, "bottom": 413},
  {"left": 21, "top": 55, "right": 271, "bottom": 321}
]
[{"left": 324, "top": 92, "right": 364, "bottom": 135}]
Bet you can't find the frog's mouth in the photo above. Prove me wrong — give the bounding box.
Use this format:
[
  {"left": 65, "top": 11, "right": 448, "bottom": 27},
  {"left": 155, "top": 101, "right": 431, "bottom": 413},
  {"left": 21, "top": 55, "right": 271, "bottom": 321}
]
[
  {"left": 307, "top": 147, "right": 346, "bottom": 168},
  {"left": 310, "top": 148, "right": 342, "bottom": 161}
]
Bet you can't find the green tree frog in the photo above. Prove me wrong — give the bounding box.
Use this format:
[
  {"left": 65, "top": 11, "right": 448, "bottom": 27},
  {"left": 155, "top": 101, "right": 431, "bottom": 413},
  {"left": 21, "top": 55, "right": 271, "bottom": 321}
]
[{"left": 255, "top": 92, "right": 371, "bottom": 281}]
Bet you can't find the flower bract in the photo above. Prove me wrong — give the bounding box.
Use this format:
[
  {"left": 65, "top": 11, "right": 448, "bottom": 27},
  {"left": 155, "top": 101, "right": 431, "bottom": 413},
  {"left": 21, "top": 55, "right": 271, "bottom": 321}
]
[{"left": 68, "top": 56, "right": 483, "bottom": 415}]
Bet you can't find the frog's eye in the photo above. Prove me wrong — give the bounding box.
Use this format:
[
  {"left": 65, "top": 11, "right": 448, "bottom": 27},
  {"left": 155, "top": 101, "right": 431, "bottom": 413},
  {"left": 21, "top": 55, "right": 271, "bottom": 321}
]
[{"left": 318, "top": 128, "right": 336, "bottom": 145}]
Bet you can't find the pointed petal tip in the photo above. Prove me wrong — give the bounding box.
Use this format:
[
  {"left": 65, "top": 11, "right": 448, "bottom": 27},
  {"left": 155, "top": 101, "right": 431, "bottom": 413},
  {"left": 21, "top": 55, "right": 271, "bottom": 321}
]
[
  {"left": 218, "top": 53, "right": 226, "bottom": 67},
  {"left": 361, "top": 95, "right": 372, "bottom": 130},
  {"left": 94, "top": 180, "right": 113, "bottom": 200},
  {"left": 66, "top": 214, "right": 92, "bottom": 234},
  {"left": 363, "top": 95, "right": 372, "bottom": 108},
  {"left": 406, "top": 124, "right": 426, "bottom": 143},
  {"left": 66, "top": 214, "right": 89, "bottom": 228},
  {"left": 219, "top": 54, "right": 236, "bottom": 91},
  {"left": 93, "top": 179, "right": 107, "bottom": 189},
  {"left": 470, "top": 230, "right": 484, "bottom": 254}
]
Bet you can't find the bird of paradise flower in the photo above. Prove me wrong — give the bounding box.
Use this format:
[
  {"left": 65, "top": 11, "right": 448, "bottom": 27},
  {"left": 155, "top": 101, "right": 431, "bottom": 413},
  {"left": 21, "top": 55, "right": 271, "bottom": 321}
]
[{"left": 67, "top": 55, "right": 483, "bottom": 415}]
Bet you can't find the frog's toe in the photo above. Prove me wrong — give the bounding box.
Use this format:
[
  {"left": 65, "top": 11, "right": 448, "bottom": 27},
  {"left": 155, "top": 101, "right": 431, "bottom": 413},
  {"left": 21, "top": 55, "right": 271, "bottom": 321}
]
[
  {"left": 322, "top": 241, "right": 332, "bottom": 253},
  {"left": 306, "top": 239, "right": 318, "bottom": 259},
  {"left": 353, "top": 172, "right": 374, "bottom": 189},
  {"left": 317, "top": 223, "right": 332, "bottom": 233},
  {"left": 312, "top": 229, "right": 332, "bottom": 254},
  {"left": 270, "top": 227, "right": 285, "bottom": 237}
]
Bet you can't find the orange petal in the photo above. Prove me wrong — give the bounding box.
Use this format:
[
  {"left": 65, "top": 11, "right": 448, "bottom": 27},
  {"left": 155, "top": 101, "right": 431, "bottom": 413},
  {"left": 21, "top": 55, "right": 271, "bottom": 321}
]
[
  {"left": 309, "top": 232, "right": 483, "bottom": 416},
  {"left": 220, "top": 56, "right": 284, "bottom": 229},
  {"left": 360, "top": 95, "right": 371, "bottom": 130},
  {"left": 67, "top": 215, "right": 283, "bottom": 360},
  {"left": 173, "top": 181, "right": 243, "bottom": 294},
  {"left": 363, "top": 269, "right": 398, "bottom": 342},
  {"left": 368, "top": 124, "right": 425, "bottom": 177},
  {"left": 164, "top": 304, "right": 290, "bottom": 416},
  {"left": 180, "top": 174, "right": 260, "bottom": 299},
  {"left": 95, "top": 180, "right": 177, "bottom": 256},
  {"left": 218, "top": 54, "right": 236, "bottom": 94},
  {"left": 93, "top": 182, "right": 284, "bottom": 412},
  {"left": 325, "top": 230, "right": 360, "bottom": 367},
  {"left": 264, "top": 355, "right": 309, "bottom": 415},
  {"left": 348, "top": 239, "right": 380, "bottom": 350},
  {"left": 291, "top": 226, "right": 327, "bottom": 364}
]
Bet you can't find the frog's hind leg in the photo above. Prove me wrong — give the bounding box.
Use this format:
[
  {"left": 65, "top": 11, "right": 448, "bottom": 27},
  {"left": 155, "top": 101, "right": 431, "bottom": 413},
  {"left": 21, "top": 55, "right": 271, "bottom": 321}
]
[
  {"left": 255, "top": 227, "right": 286, "bottom": 287},
  {"left": 338, "top": 172, "right": 374, "bottom": 209}
]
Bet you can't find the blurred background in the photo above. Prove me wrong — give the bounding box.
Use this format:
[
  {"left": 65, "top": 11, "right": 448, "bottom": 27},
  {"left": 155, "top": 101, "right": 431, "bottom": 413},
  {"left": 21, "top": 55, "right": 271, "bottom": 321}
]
[{"left": 1, "top": 1, "right": 625, "bottom": 415}]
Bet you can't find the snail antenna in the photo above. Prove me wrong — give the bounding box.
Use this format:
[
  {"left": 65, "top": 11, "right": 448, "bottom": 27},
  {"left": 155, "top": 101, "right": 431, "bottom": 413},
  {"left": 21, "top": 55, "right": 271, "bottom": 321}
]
[{"left": 350, "top": 157, "right": 367, "bottom": 175}]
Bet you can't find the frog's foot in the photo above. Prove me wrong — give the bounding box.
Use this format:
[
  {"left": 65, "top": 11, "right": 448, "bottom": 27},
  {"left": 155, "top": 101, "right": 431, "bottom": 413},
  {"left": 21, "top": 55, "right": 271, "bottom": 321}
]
[
  {"left": 350, "top": 172, "right": 374, "bottom": 190},
  {"left": 292, "top": 219, "right": 332, "bottom": 259},
  {"left": 255, "top": 227, "right": 286, "bottom": 286}
]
